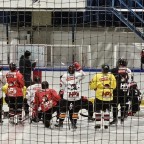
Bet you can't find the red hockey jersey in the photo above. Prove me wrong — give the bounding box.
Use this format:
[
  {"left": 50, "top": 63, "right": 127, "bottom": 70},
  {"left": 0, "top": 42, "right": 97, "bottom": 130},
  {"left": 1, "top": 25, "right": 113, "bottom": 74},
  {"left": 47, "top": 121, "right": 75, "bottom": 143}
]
[
  {"left": 34, "top": 89, "right": 61, "bottom": 112},
  {"left": 6, "top": 70, "right": 25, "bottom": 97}
]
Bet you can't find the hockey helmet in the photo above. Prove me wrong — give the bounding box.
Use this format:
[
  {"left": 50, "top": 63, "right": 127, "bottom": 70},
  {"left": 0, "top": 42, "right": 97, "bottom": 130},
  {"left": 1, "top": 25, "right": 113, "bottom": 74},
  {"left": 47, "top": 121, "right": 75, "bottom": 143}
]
[
  {"left": 0, "top": 66, "right": 2, "bottom": 71},
  {"left": 9, "top": 62, "right": 17, "bottom": 71},
  {"left": 34, "top": 76, "right": 41, "bottom": 83},
  {"left": 101, "top": 64, "right": 110, "bottom": 73},
  {"left": 41, "top": 81, "right": 49, "bottom": 89},
  {"left": 68, "top": 64, "right": 75, "bottom": 74},
  {"left": 117, "top": 58, "right": 127, "bottom": 67},
  {"left": 24, "top": 50, "right": 31, "bottom": 57}
]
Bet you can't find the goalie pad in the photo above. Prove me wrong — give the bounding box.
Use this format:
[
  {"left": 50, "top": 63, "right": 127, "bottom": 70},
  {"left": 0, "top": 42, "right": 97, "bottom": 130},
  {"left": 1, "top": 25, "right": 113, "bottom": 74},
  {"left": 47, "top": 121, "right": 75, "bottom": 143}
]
[{"left": 73, "top": 62, "right": 82, "bottom": 71}]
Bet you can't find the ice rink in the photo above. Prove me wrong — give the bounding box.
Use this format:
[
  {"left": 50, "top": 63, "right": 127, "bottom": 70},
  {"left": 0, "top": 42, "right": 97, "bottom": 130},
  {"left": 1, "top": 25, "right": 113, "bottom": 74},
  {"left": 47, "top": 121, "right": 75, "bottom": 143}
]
[
  {"left": 0, "top": 109, "right": 144, "bottom": 144},
  {"left": 0, "top": 71, "right": 144, "bottom": 144}
]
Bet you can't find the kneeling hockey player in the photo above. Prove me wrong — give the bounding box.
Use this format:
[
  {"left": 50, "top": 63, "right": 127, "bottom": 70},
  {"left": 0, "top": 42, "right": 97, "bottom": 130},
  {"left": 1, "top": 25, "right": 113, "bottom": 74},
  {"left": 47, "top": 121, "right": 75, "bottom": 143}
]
[{"left": 32, "top": 81, "right": 61, "bottom": 128}]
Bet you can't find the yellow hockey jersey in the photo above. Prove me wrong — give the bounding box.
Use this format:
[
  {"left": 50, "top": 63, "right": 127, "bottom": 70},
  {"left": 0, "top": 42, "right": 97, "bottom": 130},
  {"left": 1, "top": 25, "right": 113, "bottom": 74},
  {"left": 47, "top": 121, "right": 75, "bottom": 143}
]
[{"left": 89, "top": 72, "right": 116, "bottom": 101}]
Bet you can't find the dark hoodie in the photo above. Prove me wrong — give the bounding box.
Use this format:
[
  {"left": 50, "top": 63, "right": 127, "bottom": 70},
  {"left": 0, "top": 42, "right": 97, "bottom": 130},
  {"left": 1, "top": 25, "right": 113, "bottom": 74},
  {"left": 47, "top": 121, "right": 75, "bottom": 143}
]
[{"left": 19, "top": 55, "right": 36, "bottom": 87}]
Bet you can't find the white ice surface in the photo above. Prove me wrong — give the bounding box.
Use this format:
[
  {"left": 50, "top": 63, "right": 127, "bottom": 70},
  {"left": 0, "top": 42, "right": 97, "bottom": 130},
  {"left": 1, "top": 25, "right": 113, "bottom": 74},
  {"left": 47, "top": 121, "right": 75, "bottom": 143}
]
[
  {"left": 0, "top": 108, "right": 144, "bottom": 144},
  {"left": 1, "top": 71, "right": 144, "bottom": 144}
]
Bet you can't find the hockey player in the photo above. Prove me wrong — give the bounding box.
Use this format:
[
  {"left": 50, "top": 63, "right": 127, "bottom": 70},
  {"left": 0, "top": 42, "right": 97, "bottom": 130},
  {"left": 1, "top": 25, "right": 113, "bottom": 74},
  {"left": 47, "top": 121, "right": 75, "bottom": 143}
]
[
  {"left": 110, "top": 58, "right": 132, "bottom": 125},
  {"left": 26, "top": 76, "right": 41, "bottom": 107},
  {"left": 2, "top": 83, "right": 27, "bottom": 119},
  {"left": 55, "top": 62, "right": 86, "bottom": 129},
  {"left": 128, "top": 81, "right": 142, "bottom": 116},
  {"left": 89, "top": 64, "right": 116, "bottom": 129},
  {"left": 6, "top": 62, "right": 25, "bottom": 124},
  {"left": 26, "top": 76, "right": 42, "bottom": 120},
  {"left": 0, "top": 66, "right": 6, "bottom": 123},
  {"left": 32, "top": 81, "right": 61, "bottom": 128},
  {"left": 140, "top": 49, "right": 144, "bottom": 70},
  {"left": 57, "top": 73, "right": 94, "bottom": 122}
]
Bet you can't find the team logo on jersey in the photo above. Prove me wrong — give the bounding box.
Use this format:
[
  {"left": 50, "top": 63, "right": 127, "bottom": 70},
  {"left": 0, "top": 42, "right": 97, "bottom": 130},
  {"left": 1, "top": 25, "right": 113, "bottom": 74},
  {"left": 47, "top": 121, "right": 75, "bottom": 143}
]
[
  {"left": 66, "top": 76, "right": 75, "bottom": 81},
  {"left": 100, "top": 76, "right": 109, "bottom": 81}
]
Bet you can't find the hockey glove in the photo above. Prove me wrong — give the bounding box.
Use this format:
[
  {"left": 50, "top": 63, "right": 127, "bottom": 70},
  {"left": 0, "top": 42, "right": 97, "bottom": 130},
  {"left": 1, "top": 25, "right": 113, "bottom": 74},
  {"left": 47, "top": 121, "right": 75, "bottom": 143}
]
[
  {"left": 32, "top": 109, "right": 39, "bottom": 122},
  {"left": 81, "top": 96, "right": 88, "bottom": 102},
  {"left": 73, "top": 62, "right": 82, "bottom": 71},
  {"left": 59, "top": 90, "right": 64, "bottom": 98}
]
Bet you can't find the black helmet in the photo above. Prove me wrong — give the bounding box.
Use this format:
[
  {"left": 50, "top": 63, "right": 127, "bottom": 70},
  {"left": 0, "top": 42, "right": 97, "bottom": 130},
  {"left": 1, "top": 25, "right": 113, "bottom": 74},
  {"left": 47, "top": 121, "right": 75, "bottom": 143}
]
[
  {"left": 34, "top": 76, "right": 41, "bottom": 83},
  {"left": 117, "top": 58, "right": 127, "bottom": 66},
  {"left": 0, "top": 66, "right": 2, "bottom": 71},
  {"left": 24, "top": 50, "right": 31, "bottom": 57},
  {"left": 68, "top": 65, "right": 75, "bottom": 74},
  {"left": 41, "top": 81, "right": 49, "bottom": 89},
  {"left": 9, "top": 62, "right": 17, "bottom": 71},
  {"left": 102, "top": 64, "right": 109, "bottom": 73}
]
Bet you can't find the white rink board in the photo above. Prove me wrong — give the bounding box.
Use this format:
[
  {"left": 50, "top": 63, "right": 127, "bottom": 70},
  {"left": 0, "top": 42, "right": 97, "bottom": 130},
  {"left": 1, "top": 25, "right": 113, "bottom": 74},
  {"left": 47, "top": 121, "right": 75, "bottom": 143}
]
[{"left": 0, "top": 0, "right": 86, "bottom": 11}]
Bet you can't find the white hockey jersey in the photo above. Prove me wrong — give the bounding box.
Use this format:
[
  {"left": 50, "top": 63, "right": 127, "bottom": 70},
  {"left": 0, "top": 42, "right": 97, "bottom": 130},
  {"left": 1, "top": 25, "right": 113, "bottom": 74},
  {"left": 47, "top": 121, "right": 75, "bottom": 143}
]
[
  {"left": 60, "top": 70, "right": 86, "bottom": 101},
  {"left": 118, "top": 67, "right": 132, "bottom": 83},
  {"left": 26, "top": 83, "right": 41, "bottom": 106},
  {"left": 0, "top": 72, "right": 6, "bottom": 98}
]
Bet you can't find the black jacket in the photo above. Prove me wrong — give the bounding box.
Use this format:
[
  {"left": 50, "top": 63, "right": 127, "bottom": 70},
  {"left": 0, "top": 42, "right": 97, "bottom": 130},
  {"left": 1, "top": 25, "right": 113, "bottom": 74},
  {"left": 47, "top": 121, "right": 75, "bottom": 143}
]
[{"left": 19, "top": 55, "right": 36, "bottom": 87}]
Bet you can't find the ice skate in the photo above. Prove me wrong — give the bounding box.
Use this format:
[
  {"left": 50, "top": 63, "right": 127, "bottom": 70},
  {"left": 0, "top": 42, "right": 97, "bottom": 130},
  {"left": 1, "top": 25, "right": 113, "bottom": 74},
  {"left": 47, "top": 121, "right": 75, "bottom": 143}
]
[
  {"left": 71, "top": 121, "right": 77, "bottom": 130},
  {"left": 55, "top": 121, "right": 63, "bottom": 128},
  {"left": 94, "top": 124, "right": 101, "bottom": 130},
  {"left": 110, "top": 119, "right": 118, "bottom": 125},
  {"left": 88, "top": 116, "right": 95, "bottom": 122},
  {"left": 0, "top": 119, "right": 3, "bottom": 125},
  {"left": 104, "top": 125, "right": 108, "bottom": 129}
]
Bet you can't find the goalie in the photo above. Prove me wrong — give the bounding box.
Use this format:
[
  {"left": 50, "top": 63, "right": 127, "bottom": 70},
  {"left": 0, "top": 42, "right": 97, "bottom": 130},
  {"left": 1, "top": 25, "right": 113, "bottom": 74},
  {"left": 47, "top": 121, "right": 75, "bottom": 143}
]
[{"left": 89, "top": 64, "right": 116, "bottom": 129}]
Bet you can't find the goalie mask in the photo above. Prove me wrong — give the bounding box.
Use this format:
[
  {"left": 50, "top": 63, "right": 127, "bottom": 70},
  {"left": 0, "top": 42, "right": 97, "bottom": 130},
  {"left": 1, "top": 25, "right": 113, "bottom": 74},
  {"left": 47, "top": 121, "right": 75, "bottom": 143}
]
[
  {"left": 102, "top": 64, "right": 109, "bottom": 73},
  {"left": 68, "top": 65, "right": 75, "bottom": 74},
  {"left": 117, "top": 58, "right": 127, "bottom": 67},
  {"left": 9, "top": 62, "right": 17, "bottom": 71}
]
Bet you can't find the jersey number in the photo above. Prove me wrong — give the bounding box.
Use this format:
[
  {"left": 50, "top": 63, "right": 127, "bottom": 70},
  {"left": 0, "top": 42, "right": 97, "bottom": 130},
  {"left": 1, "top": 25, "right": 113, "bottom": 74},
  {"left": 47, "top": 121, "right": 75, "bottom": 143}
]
[{"left": 68, "top": 92, "right": 79, "bottom": 97}]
